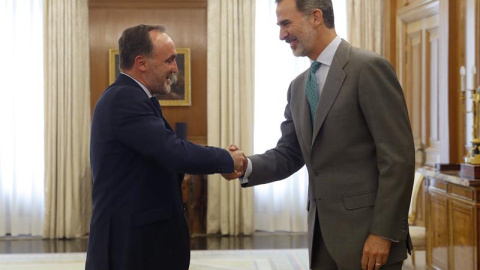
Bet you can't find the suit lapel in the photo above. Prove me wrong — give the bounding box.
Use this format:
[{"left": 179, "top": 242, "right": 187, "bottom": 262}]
[
  {"left": 116, "top": 74, "right": 175, "bottom": 132},
  {"left": 311, "top": 40, "right": 350, "bottom": 146}
]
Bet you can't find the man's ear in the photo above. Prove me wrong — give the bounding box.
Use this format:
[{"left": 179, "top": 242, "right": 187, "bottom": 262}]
[
  {"left": 312, "top": 9, "right": 323, "bottom": 26},
  {"left": 135, "top": 55, "right": 147, "bottom": 72}
]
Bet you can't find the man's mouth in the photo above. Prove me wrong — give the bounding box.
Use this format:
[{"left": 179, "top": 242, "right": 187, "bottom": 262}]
[
  {"left": 286, "top": 37, "right": 298, "bottom": 47},
  {"left": 167, "top": 74, "right": 178, "bottom": 85}
]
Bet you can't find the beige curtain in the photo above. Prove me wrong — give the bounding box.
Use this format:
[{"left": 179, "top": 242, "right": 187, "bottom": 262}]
[
  {"left": 347, "top": 0, "right": 383, "bottom": 55},
  {"left": 206, "top": 0, "right": 255, "bottom": 235},
  {"left": 43, "top": 0, "right": 92, "bottom": 238}
]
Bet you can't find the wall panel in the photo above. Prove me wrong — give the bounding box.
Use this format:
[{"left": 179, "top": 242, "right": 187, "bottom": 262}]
[{"left": 89, "top": 0, "right": 208, "bottom": 144}]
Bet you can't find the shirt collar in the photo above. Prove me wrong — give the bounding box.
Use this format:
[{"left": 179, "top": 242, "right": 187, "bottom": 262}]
[
  {"left": 315, "top": 36, "right": 342, "bottom": 66},
  {"left": 121, "top": 72, "right": 152, "bottom": 98}
]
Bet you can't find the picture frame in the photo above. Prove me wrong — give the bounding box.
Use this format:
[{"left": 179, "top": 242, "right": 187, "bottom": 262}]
[
  {"left": 108, "top": 48, "right": 191, "bottom": 106},
  {"left": 108, "top": 49, "right": 120, "bottom": 85},
  {"left": 160, "top": 48, "right": 191, "bottom": 106}
]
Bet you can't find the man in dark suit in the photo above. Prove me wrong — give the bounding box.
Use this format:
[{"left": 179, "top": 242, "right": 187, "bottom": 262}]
[
  {"left": 86, "top": 24, "right": 245, "bottom": 270},
  {"left": 224, "top": 0, "right": 415, "bottom": 269}
]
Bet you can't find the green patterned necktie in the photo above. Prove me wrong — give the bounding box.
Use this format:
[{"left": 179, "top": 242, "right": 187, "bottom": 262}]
[{"left": 306, "top": 61, "right": 321, "bottom": 126}]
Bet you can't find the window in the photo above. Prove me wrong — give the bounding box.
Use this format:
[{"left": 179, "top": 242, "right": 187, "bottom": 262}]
[
  {"left": 0, "top": 0, "right": 45, "bottom": 236},
  {"left": 253, "top": 0, "right": 347, "bottom": 232}
]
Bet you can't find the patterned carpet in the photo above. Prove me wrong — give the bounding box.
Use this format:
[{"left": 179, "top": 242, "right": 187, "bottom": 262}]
[
  {"left": 0, "top": 249, "right": 309, "bottom": 270},
  {"left": 190, "top": 249, "right": 308, "bottom": 270}
]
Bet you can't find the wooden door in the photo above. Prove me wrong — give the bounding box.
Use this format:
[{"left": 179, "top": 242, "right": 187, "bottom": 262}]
[{"left": 397, "top": 0, "right": 448, "bottom": 167}]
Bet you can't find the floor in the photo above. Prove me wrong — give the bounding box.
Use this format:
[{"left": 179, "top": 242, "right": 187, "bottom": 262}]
[
  {"left": 0, "top": 232, "right": 308, "bottom": 254},
  {"left": 0, "top": 233, "right": 425, "bottom": 269}
]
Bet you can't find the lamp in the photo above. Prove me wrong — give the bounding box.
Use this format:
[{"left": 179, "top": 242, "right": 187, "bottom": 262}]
[{"left": 460, "top": 66, "right": 480, "bottom": 178}]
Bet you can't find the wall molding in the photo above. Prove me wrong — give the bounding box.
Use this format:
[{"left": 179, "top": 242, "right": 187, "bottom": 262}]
[
  {"left": 396, "top": 0, "right": 439, "bottom": 89},
  {"left": 397, "top": 0, "right": 439, "bottom": 23},
  {"left": 89, "top": 2, "right": 207, "bottom": 9}
]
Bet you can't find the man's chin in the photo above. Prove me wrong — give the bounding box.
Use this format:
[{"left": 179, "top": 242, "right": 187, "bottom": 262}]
[
  {"left": 156, "top": 87, "right": 171, "bottom": 96},
  {"left": 164, "top": 86, "right": 171, "bottom": 95},
  {"left": 292, "top": 48, "right": 305, "bottom": 57}
]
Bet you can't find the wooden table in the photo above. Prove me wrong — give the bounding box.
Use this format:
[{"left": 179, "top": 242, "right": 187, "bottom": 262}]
[{"left": 419, "top": 168, "right": 480, "bottom": 270}]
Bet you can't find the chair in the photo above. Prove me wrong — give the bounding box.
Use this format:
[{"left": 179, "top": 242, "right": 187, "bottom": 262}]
[{"left": 408, "top": 172, "right": 426, "bottom": 266}]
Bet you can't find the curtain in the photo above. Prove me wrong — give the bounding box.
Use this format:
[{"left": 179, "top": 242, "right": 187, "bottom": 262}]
[
  {"left": 252, "top": 0, "right": 348, "bottom": 233},
  {"left": 206, "top": 0, "right": 255, "bottom": 235},
  {"left": 0, "top": 0, "right": 45, "bottom": 236},
  {"left": 43, "top": 0, "right": 91, "bottom": 238},
  {"left": 347, "top": 0, "right": 383, "bottom": 54},
  {"left": 253, "top": 0, "right": 310, "bottom": 232}
]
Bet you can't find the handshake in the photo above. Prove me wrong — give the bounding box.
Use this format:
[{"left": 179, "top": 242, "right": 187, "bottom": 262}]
[{"left": 224, "top": 144, "right": 247, "bottom": 180}]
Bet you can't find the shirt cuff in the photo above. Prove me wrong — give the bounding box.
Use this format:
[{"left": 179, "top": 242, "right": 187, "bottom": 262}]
[{"left": 239, "top": 158, "right": 252, "bottom": 185}]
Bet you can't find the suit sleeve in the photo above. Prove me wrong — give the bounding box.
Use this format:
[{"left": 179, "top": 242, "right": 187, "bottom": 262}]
[
  {"left": 358, "top": 56, "right": 415, "bottom": 241},
  {"left": 245, "top": 84, "right": 305, "bottom": 187},
  {"left": 110, "top": 87, "right": 234, "bottom": 175}
]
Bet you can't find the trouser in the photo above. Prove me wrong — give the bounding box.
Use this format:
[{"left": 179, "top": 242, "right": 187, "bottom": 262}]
[{"left": 310, "top": 216, "right": 403, "bottom": 270}]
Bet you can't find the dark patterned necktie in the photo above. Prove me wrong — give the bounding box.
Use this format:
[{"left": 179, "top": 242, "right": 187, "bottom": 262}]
[
  {"left": 150, "top": 96, "right": 173, "bottom": 131},
  {"left": 306, "top": 61, "right": 321, "bottom": 126},
  {"left": 150, "top": 96, "right": 163, "bottom": 117}
]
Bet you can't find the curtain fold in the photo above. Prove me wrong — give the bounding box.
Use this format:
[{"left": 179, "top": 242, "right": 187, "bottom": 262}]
[
  {"left": 43, "top": 0, "right": 91, "bottom": 238},
  {"left": 347, "top": 0, "right": 383, "bottom": 54},
  {"left": 206, "top": 0, "right": 255, "bottom": 235}
]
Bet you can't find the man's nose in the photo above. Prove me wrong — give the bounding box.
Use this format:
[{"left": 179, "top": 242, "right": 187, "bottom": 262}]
[
  {"left": 172, "top": 61, "right": 179, "bottom": 73},
  {"left": 279, "top": 28, "right": 287, "bottom": 40}
]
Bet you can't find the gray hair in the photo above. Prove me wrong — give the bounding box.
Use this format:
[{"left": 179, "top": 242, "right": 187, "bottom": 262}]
[{"left": 276, "top": 0, "right": 335, "bottom": 28}]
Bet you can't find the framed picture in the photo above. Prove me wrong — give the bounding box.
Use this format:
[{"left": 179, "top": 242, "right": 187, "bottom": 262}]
[
  {"left": 161, "top": 48, "right": 191, "bottom": 106},
  {"left": 108, "top": 49, "right": 120, "bottom": 85},
  {"left": 108, "top": 48, "right": 191, "bottom": 106}
]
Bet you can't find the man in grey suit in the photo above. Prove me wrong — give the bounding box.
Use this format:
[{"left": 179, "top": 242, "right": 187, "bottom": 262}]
[{"left": 224, "top": 0, "right": 415, "bottom": 269}]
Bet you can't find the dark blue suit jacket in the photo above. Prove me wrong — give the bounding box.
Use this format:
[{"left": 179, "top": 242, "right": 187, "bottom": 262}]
[{"left": 86, "top": 74, "right": 233, "bottom": 270}]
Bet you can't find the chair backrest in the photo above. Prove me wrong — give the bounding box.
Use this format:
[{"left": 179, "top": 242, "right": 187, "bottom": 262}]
[{"left": 408, "top": 172, "right": 425, "bottom": 225}]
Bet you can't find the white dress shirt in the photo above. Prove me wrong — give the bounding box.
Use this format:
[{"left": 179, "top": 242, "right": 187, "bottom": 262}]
[{"left": 121, "top": 72, "right": 153, "bottom": 98}]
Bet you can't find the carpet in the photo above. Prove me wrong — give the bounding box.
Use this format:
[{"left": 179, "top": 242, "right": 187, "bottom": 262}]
[{"left": 0, "top": 249, "right": 309, "bottom": 270}]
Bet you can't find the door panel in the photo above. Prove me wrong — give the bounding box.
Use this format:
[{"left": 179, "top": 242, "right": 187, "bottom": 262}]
[
  {"left": 397, "top": 1, "right": 444, "bottom": 167},
  {"left": 428, "top": 191, "right": 449, "bottom": 270},
  {"left": 450, "top": 200, "right": 476, "bottom": 270},
  {"left": 426, "top": 28, "right": 441, "bottom": 165}
]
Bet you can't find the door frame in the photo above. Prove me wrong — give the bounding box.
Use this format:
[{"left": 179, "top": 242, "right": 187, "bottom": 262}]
[{"left": 396, "top": 0, "right": 450, "bottom": 164}]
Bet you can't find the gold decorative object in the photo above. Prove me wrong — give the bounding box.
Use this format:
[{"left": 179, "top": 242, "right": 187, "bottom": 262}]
[{"left": 462, "top": 66, "right": 480, "bottom": 165}]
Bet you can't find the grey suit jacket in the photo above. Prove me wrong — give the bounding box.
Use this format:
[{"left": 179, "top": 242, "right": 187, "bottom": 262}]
[{"left": 244, "top": 40, "right": 415, "bottom": 268}]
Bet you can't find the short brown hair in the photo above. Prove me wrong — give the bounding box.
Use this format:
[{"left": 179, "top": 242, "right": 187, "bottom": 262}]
[{"left": 118, "top": 24, "right": 166, "bottom": 71}]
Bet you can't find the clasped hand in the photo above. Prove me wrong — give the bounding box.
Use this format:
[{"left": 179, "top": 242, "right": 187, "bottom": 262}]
[{"left": 223, "top": 144, "right": 247, "bottom": 180}]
